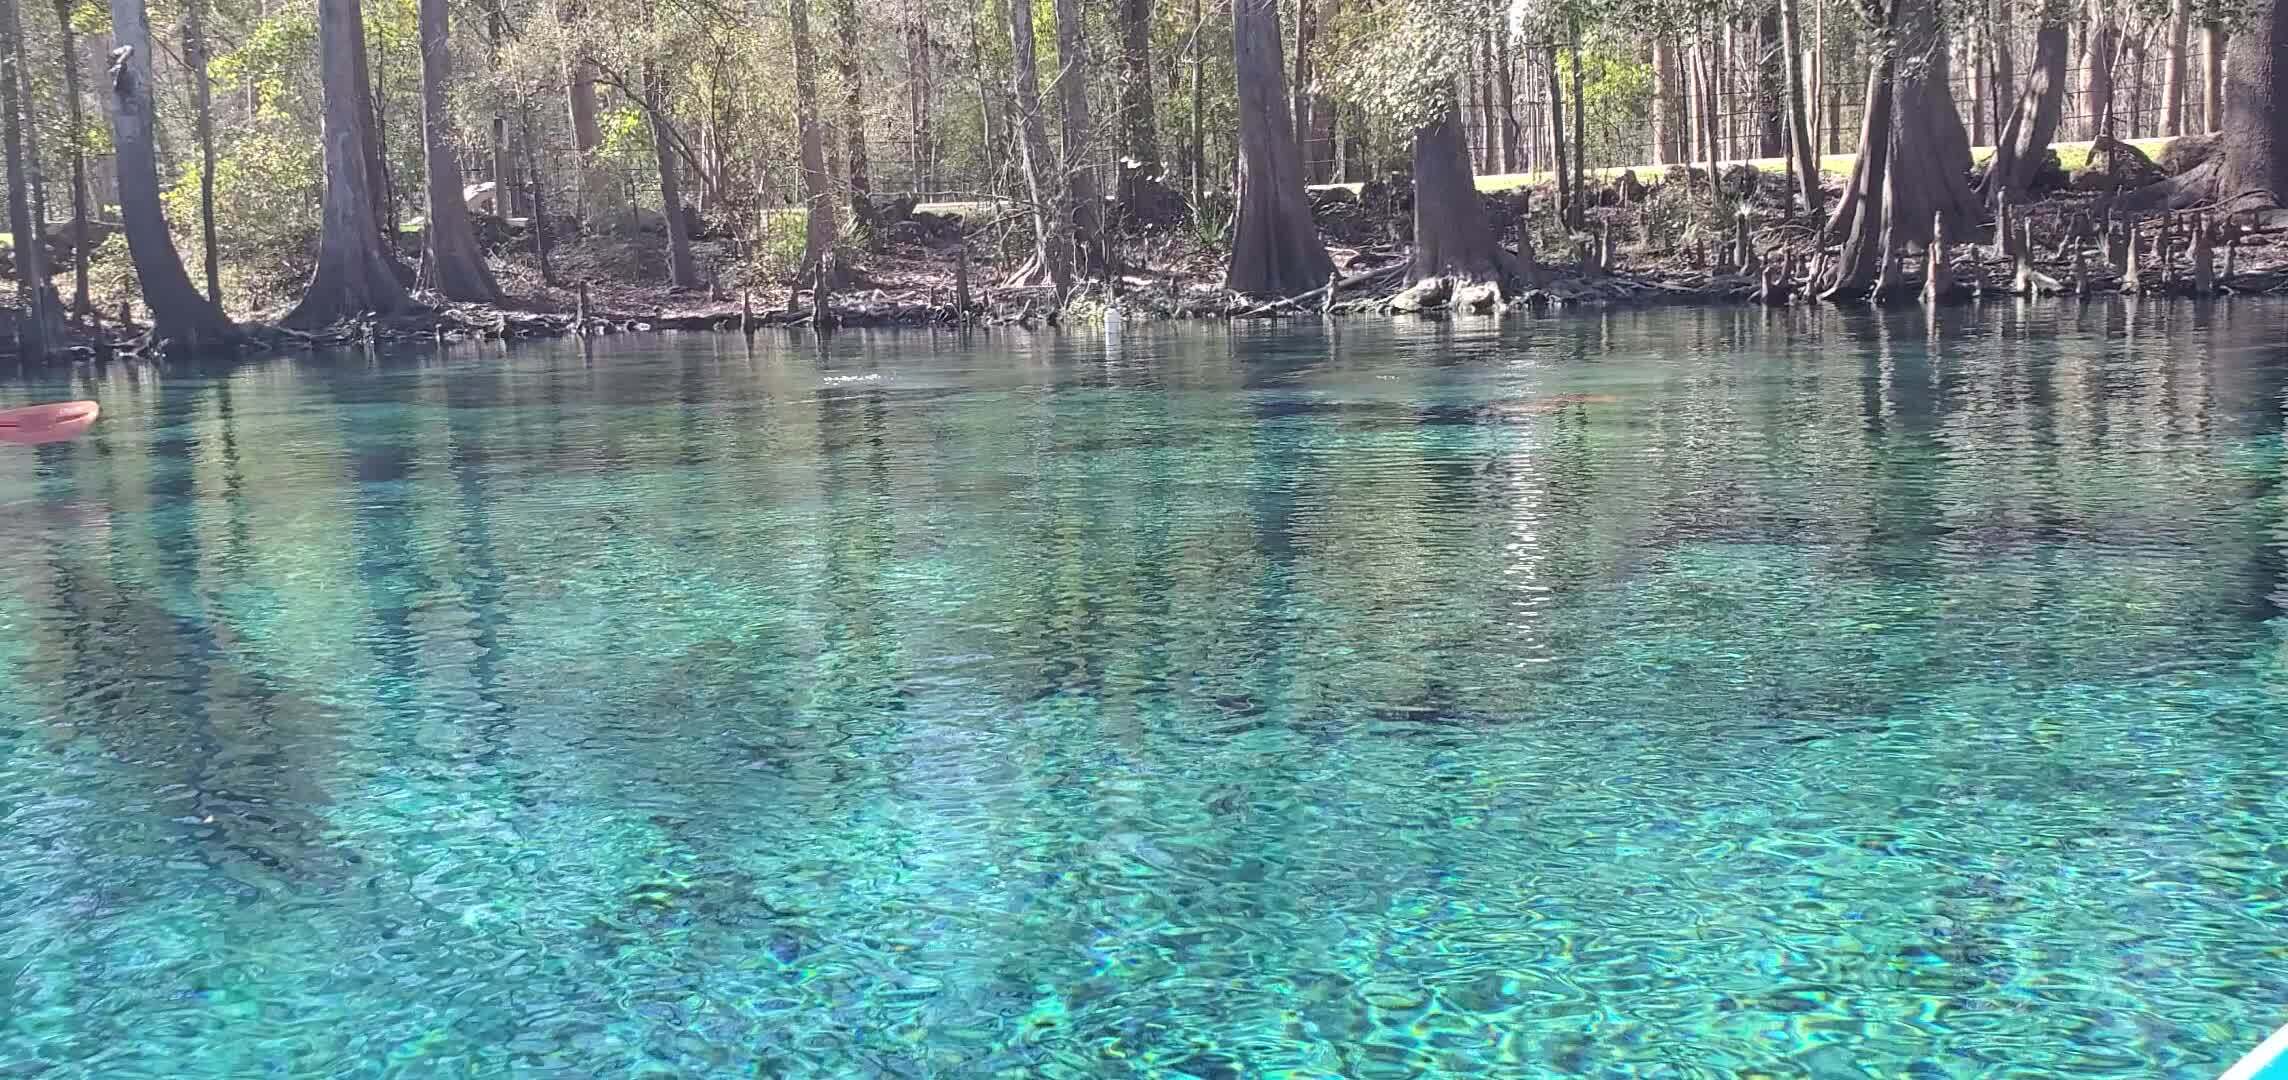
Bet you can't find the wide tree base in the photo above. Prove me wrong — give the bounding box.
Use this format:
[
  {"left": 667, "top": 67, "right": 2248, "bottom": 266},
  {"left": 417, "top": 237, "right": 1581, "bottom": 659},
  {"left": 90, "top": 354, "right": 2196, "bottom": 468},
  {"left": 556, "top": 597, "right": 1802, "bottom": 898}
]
[{"left": 2119, "top": 156, "right": 2282, "bottom": 215}]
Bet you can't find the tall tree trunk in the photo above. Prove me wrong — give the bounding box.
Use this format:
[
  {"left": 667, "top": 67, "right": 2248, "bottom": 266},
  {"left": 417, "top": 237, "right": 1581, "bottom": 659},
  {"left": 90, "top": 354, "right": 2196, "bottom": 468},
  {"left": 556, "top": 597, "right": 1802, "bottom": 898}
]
[
  {"left": 834, "top": 0, "right": 869, "bottom": 217},
  {"left": 1811, "top": 0, "right": 1826, "bottom": 151},
  {"left": 1292, "top": 0, "right": 1316, "bottom": 170},
  {"left": 1758, "top": 7, "right": 1787, "bottom": 157},
  {"left": 1991, "top": 0, "right": 2014, "bottom": 136},
  {"left": 2201, "top": 21, "right": 2224, "bottom": 131},
  {"left": 1653, "top": 39, "right": 1680, "bottom": 165},
  {"left": 1495, "top": 24, "right": 1520, "bottom": 171},
  {"left": 1005, "top": 0, "right": 1068, "bottom": 290},
  {"left": 1700, "top": 36, "right": 1721, "bottom": 186},
  {"left": 286, "top": 0, "right": 415, "bottom": 328},
  {"left": 1053, "top": 0, "right": 1106, "bottom": 273},
  {"left": 970, "top": 5, "right": 997, "bottom": 195},
  {"left": 183, "top": 0, "right": 220, "bottom": 303},
  {"left": 1411, "top": 94, "right": 1514, "bottom": 284},
  {"left": 519, "top": 101, "right": 555, "bottom": 283},
  {"left": 2, "top": 0, "right": 61, "bottom": 353},
  {"left": 1226, "top": 0, "right": 1330, "bottom": 295},
  {"left": 349, "top": 6, "right": 392, "bottom": 231},
  {"left": 52, "top": 0, "right": 92, "bottom": 317},
  {"left": 1712, "top": 23, "right": 1730, "bottom": 159},
  {"left": 1118, "top": 0, "right": 1159, "bottom": 193},
  {"left": 646, "top": 67, "right": 700, "bottom": 289},
  {"left": 418, "top": 0, "right": 504, "bottom": 302},
  {"left": 1981, "top": 9, "right": 2067, "bottom": 204},
  {"left": 563, "top": 17, "right": 617, "bottom": 227},
  {"left": 486, "top": 4, "right": 512, "bottom": 215},
  {"left": 1823, "top": 0, "right": 1975, "bottom": 290},
  {"left": 2083, "top": 0, "right": 2117, "bottom": 138},
  {"left": 2164, "top": 0, "right": 2190, "bottom": 135},
  {"left": 1188, "top": 0, "right": 1203, "bottom": 204},
  {"left": 1970, "top": 25, "right": 1987, "bottom": 146},
  {"left": 1569, "top": 30, "right": 1585, "bottom": 212},
  {"left": 1883, "top": 0, "right": 1977, "bottom": 242},
  {"left": 908, "top": 1, "right": 933, "bottom": 192},
  {"left": 106, "top": 0, "right": 238, "bottom": 348},
  {"left": 1780, "top": 0, "right": 1820, "bottom": 210},
  {"left": 1545, "top": 45, "right": 1572, "bottom": 225},
  {"left": 1819, "top": 9, "right": 1898, "bottom": 298},
  {"left": 791, "top": 0, "right": 837, "bottom": 282},
  {"left": 1477, "top": 28, "right": 1497, "bottom": 172},
  {"left": 2140, "top": 0, "right": 2287, "bottom": 209}
]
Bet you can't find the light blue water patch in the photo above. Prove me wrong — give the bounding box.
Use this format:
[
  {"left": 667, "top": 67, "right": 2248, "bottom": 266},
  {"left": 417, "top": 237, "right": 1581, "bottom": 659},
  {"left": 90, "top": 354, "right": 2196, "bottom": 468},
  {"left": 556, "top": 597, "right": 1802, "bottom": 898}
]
[{"left": 0, "top": 304, "right": 2283, "bottom": 1077}]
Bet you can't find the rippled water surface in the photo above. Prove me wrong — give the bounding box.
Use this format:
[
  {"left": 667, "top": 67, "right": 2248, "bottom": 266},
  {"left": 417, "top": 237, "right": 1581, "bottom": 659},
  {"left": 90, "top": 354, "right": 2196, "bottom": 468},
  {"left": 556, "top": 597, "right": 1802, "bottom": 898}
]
[{"left": 1, "top": 305, "right": 2285, "bottom": 1077}]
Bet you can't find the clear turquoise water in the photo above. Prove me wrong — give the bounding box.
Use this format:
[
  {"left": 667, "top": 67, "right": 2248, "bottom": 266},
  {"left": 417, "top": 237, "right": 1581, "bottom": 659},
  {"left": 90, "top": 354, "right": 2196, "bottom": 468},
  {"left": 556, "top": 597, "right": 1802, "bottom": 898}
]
[{"left": 0, "top": 305, "right": 2283, "bottom": 1077}]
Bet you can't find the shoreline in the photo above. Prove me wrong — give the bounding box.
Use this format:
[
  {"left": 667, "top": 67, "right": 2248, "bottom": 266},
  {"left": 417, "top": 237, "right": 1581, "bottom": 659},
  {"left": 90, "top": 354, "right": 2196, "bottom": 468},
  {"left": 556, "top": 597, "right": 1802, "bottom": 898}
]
[{"left": 10, "top": 215, "right": 2285, "bottom": 363}]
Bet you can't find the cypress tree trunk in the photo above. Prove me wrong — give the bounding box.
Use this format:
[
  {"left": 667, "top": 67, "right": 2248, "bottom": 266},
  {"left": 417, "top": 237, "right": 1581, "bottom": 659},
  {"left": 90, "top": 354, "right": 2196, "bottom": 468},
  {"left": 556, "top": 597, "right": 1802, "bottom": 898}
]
[
  {"left": 791, "top": 0, "right": 838, "bottom": 283},
  {"left": 53, "top": 0, "right": 92, "bottom": 317},
  {"left": 1410, "top": 94, "right": 1514, "bottom": 285},
  {"left": 1292, "top": 0, "right": 1316, "bottom": 174},
  {"left": 285, "top": 0, "right": 416, "bottom": 328},
  {"left": 2082, "top": 0, "right": 2117, "bottom": 138},
  {"left": 2201, "top": 21, "right": 2223, "bottom": 131},
  {"left": 645, "top": 67, "right": 700, "bottom": 289},
  {"left": 909, "top": 4, "right": 935, "bottom": 192},
  {"left": 1653, "top": 40, "right": 1679, "bottom": 165},
  {"left": 1225, "top": 0, "right": 1330, "bottom": 296},
  {"left": 1545, "top": 45, "right": 1572, "bottom": 222},
  {"left": 1758, "top": 7, "right": 1787, "bottom": 158},
  {"left": 106, "top": 0, "right": 239, "bottom": 349},
  {"left": 1477, "top": 29, "right": 1497, "bottom": 172},
  {"left": 418, "top": 0, "right": 505, "bottom": 302},
  {"left": 1118, "top": 0, "right": 1159, "bottom": 194},
  {"left": 1006, "top": 0, "right": 1068, "bottom": 289},
  {"left": 182, "top": 0, "right": 221, "bottom": 304},
  {"left": 1780, "top": 0, "right": 1820, "bottom": 211},
  {"left": 1970, "top": 24, "right": 1987, "bottom": 146},
  {"left": 1991, "top": 0, "right": 2014, "bottom": 135},
  {"left": 1819, "top": 4, "right": 1898, "bottom": 298},
  {"left": 2164, "top": 0, "right": 2190, "bottom": 135},
  {"left": 519, "top": 102, "right": 555, "bottom": 283},
  {"left": 487, "top": 5, "right": 512, "bottom": 215},
  {"left": 2, "top": 0, "right": 62, "bottom": 354},
  {"left": 834, "top": 0, "right": 869, "bottom": 217},
  {"left": 1981, "top": 9, "right": 2067, "bottom": 205},
  {"left": 1187, "top": 0, "right": 1203, "bottom": 204},
  {"left": 1052, "top": 0, "right": 1106, "bottom": 273},
  {"left": 1851, "top": 0, "right": 1976, "bottom": 247},
  {"left": 1569, "top": 30, "right": 1585, "bottom": 216},
  {"left": 2140, "top": 0, "right": 2288, "bottom": 209},
  {"left": 349, "top": 7, "right": 393, "bottom": 231},
  {"left": 1495, "top": 23, "right": 1520, "bottom": 171},
  {"left": 562, "top": 17, "right": 620, "bottom": 228}
]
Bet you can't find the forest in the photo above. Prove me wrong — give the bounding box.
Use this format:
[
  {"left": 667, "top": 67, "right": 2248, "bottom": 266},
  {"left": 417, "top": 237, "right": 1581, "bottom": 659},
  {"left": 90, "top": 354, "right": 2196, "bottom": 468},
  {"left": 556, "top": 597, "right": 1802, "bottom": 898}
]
[{"left": 1, "top": 0, "right": 2285, "bottom": 358}]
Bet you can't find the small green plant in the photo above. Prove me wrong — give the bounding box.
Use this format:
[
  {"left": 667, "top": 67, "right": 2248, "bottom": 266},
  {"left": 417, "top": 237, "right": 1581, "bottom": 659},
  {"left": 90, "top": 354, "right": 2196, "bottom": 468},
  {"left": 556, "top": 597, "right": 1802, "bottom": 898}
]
[
  {"left": 748, "top": 209, "right": 808, "bottom": 283},
  {"left": 1183, "top": 191, "right": 1235, "bottom": 252}
]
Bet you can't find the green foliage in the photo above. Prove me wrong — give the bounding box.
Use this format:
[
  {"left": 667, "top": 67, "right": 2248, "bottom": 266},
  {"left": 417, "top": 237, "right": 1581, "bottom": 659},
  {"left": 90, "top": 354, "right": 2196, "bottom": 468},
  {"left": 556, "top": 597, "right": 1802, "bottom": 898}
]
[
  {"left": 212, "top": 8, "right": 318, "bottom": 121},
  {"left": 600, "top": 105, "right": 650, "bottom": 161},
  {"left": 1566, "top": 33, "right": 1653, "bottom": 167},
  {"left": 750, "top": 210, "right": 809, "bottom": 281},
  {"left": 63, "top": 0, "right": 108, "bottom": 35},
  {"left": 1322, "top": 0, "right": 1479, "bottom": 131},
  {"left": 162, "top": 114, "right": 322, "bottom": 309},
  {"left": 1181, "top": 189, "right": 1234, "bottom": 252}
]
